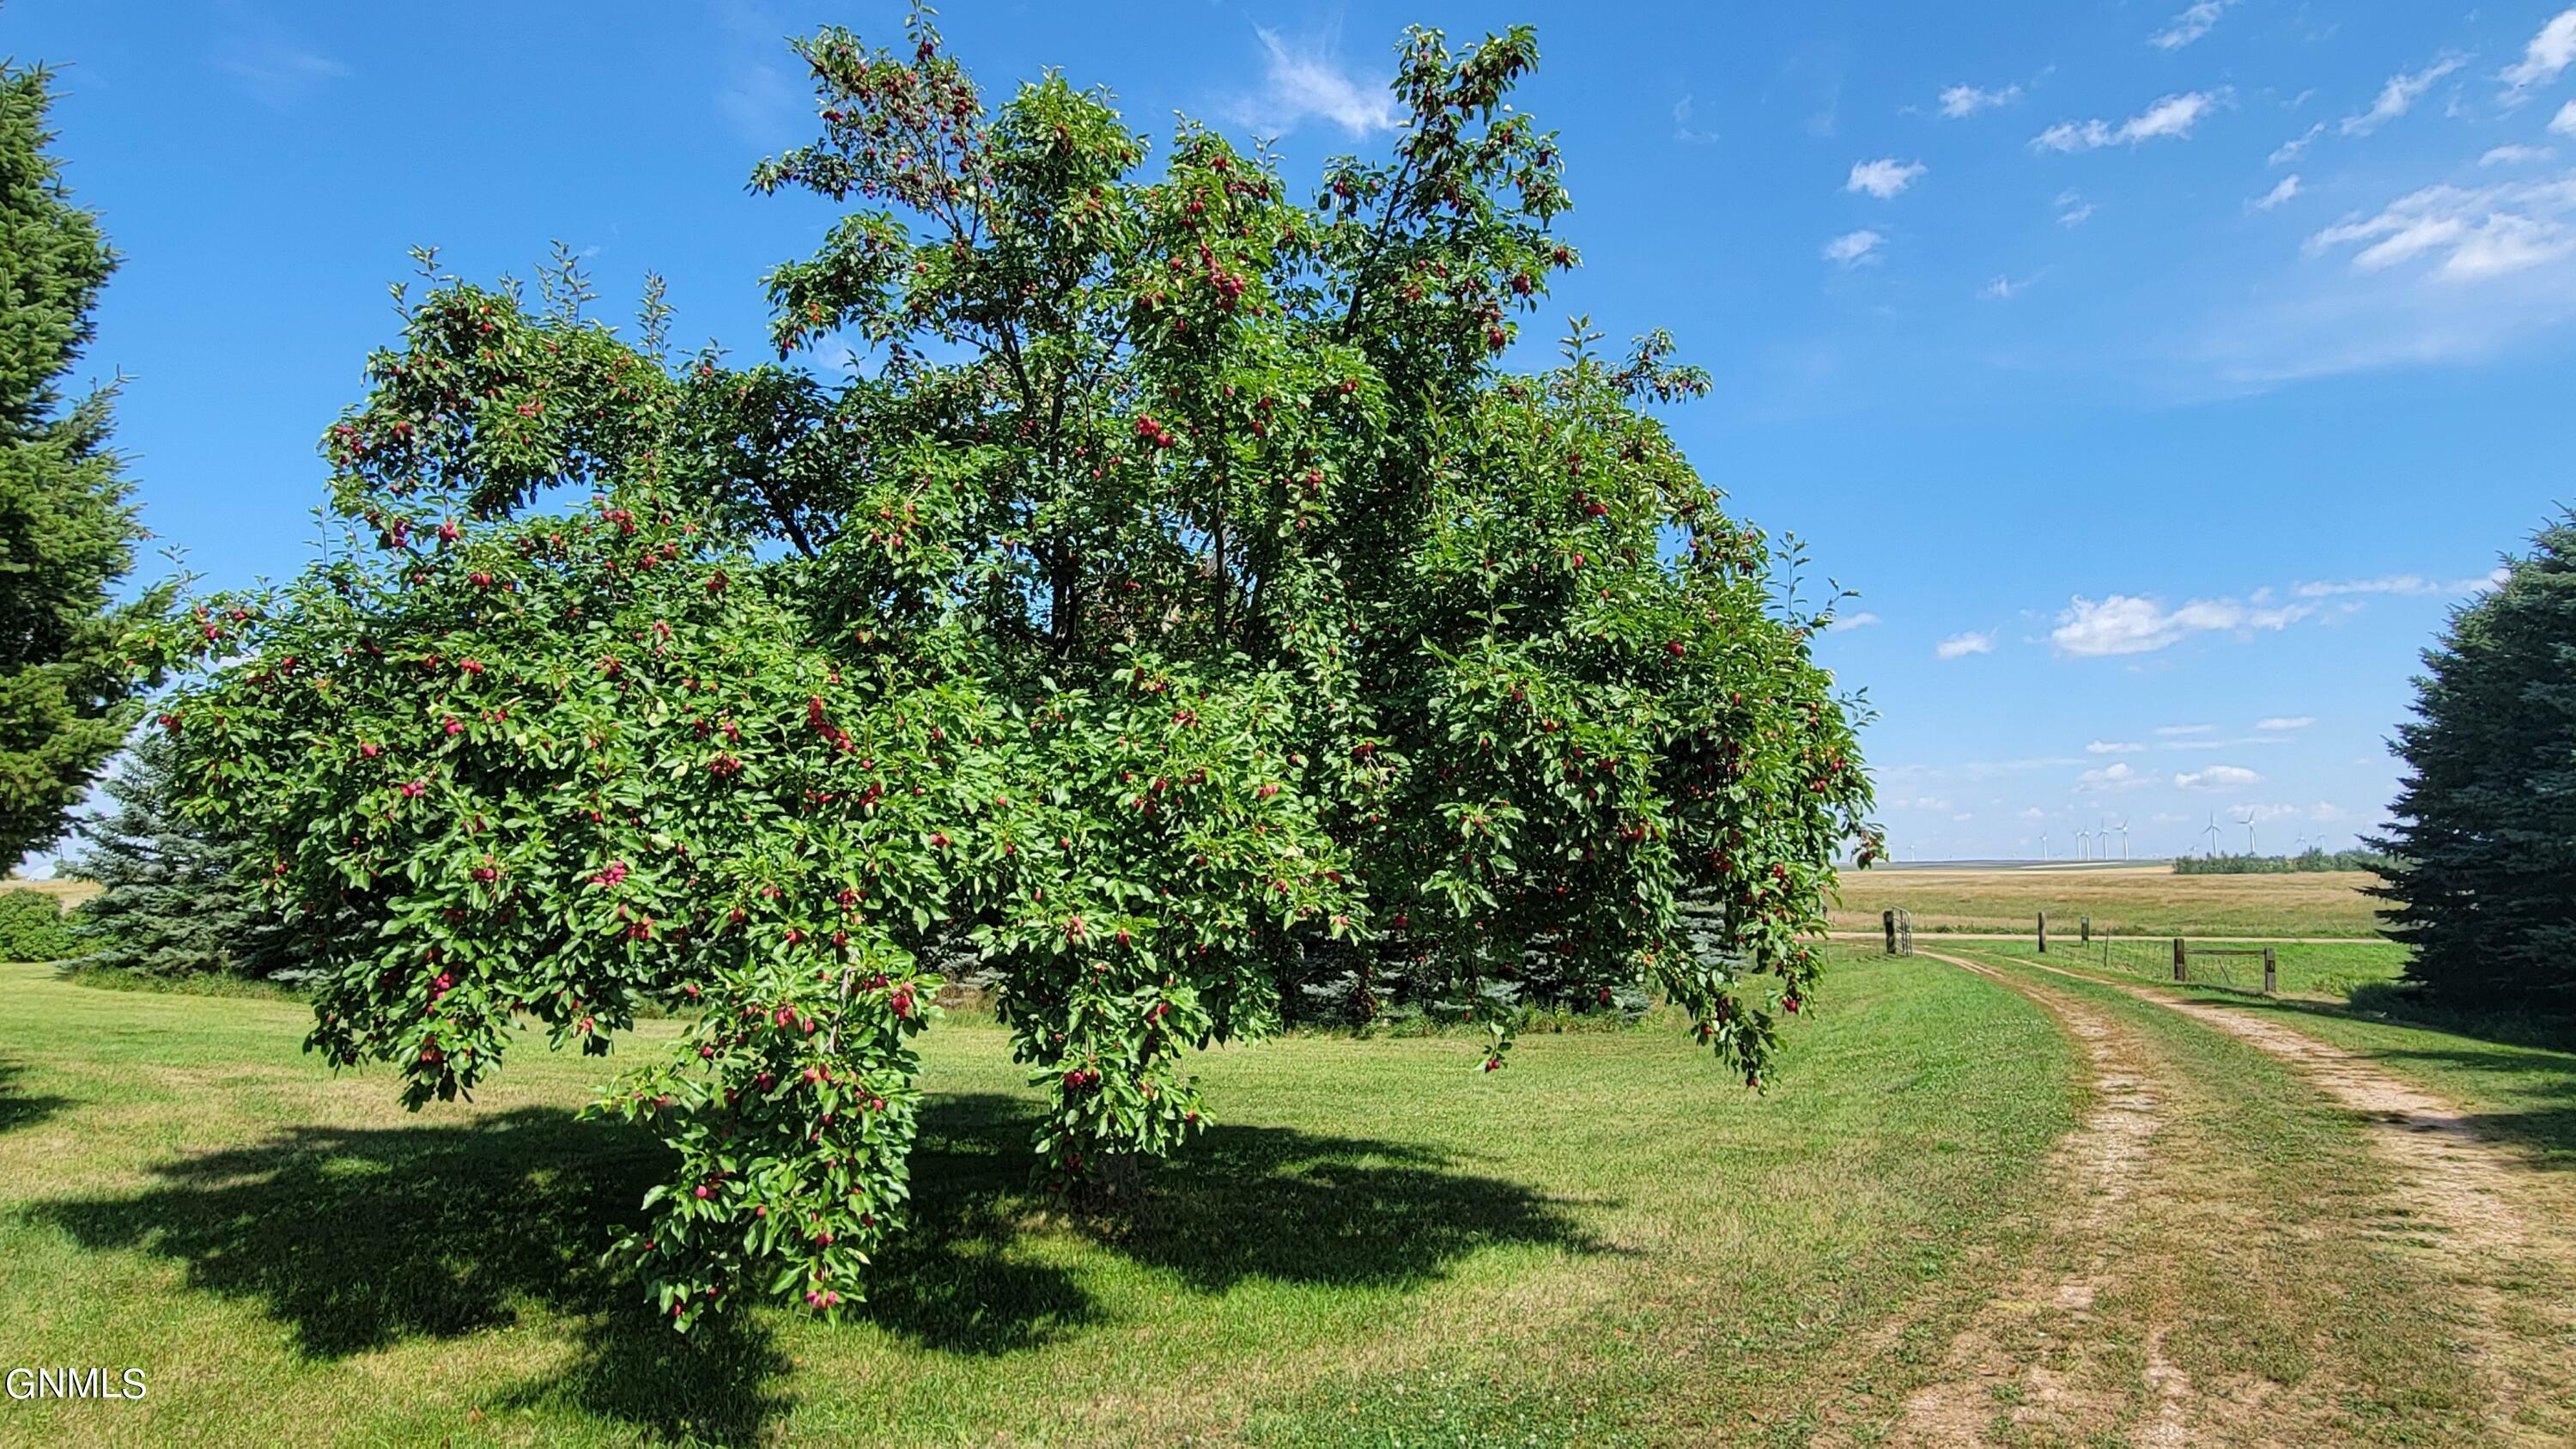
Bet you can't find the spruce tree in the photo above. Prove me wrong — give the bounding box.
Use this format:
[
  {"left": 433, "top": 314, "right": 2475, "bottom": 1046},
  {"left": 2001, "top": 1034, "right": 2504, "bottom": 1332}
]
[
  {"left": 0, "top": 58, "right": 165, "bottom": 868},
  {"left": 2372, "top": 512, "right": 2576, "bottom": 1010},
  {"left": 63, "top": 728, "right": 301, "bottom": 979}
]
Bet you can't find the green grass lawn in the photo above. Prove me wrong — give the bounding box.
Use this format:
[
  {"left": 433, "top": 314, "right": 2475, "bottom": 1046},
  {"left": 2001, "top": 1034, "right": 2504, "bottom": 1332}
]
[
  {"left": 0, "top": 950, "right": 2077, "bottom": 1446},
  {"left": 1981, "top": 935, "right": 2414, "bottom": 1002}
]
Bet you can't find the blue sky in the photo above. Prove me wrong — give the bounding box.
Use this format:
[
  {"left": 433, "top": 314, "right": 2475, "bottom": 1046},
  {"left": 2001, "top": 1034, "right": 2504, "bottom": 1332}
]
[{"left": 11, "top": 0, "right": 2576, "bottom": 865}]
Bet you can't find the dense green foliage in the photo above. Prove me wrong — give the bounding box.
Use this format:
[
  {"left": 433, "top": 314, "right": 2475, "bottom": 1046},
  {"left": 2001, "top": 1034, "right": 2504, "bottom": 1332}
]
[
  {"left": 63, "top": 729, "right": 308, "bottom": 980},
  {"left": 135, "top": 17, "right": 1874, "bottom": 1328},
  {"left": 0, "top": 60, "right": 164, "bottom": 868},
  {"left": 2173, "top": 848, "right": 2398, "bottom": 876},
  {"left": 2373, "top": 513, "right": 2576, "bottom": 1008},
  {"left": 0, "top": 886, "right": 73, "bottom": 961}
]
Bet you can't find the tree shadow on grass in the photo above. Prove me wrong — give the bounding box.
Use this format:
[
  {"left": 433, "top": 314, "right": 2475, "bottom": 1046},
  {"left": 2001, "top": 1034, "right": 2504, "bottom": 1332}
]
[
  {"left": 33, "top": 1108, "right": 788, "bottom": 1443},
  {"left": 0, "top": 1058, "right": 74, "bottom": 1135},
  {"left": 861, "top": 1093, "right": 1608, "bottom": 1353},
  {"left": 33, "top": 1093, "right": 1601, "bottom": 1439}
]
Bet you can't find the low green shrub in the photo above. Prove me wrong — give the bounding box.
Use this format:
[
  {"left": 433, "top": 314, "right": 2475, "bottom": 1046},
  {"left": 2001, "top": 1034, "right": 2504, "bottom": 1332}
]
[{"left": 0, "top": 890, "right": 76, "bottom": 963}]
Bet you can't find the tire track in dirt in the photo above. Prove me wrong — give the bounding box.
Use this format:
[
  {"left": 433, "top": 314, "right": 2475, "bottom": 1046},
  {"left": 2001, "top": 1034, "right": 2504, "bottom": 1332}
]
[
  {"left": 1982, "top": 948, "right": 2576, "bottom": 1444},
  {"left": 1882, "top": 950, "right": 2187, "bottom": 1447}
]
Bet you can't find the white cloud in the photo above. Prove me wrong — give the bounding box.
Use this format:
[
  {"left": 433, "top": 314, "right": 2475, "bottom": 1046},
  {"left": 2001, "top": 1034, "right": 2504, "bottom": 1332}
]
[
  {"left": 2156, "top": 724, "right": 2215, "bottom": 737},
  {"left": 2151, "top": 0, "right": 2229, "bottom": 50},
  {"left": 2050, "top": 594, "right": 2314, "bottom": 657},
  {"left": 1936, "top": 630, "right": 1996, "bottom": 660},
  {"left": 1940, "top": 82, "right": 2021, "bottom": 118},
  {"left": 2055, "top": 190, "right": 2095, "bottom": 226},
  {"left": 2034, "top": 91, "right": 2224, "bottom": 152},
  {"left": 2270, "top": 122, "right": 2324, "bottom": 166},
  {"left": 2484, "top": 143, "right": 2557, "bottom": 166},
  {"left": 2250, "top": 174, "right": 2303, "bottom": 211},
  {"left": 2307, "top": 175, "right": 2576, "bottom": 282},
  {"left": 2500, "top": 9, "right": 2576, "bottom": 98},
  {"left": 1824, "top": 228, "right": 1886, "bottom": 265},
  {"left": 2087, "top": 740, "right": 2147, "bottom": 753},
  {"left": 2175, "top": 764, "right": 2263, "bottom": 789},
  {"left": 2340, "top": 56, "right": 2465, "bottom": 138},
  {"left": 1981, "top": 274, "right": 2032, "bottom": 300},
  {"left": 1240, "top": 27, "right": 1396, "bottom": 138},
  {"left": 2080, "top": 762, "right": 2151, "bottom": 788},
  {"left": 2555, "top": 100, "right": 2576, "bottom": 137},
  {"left": 1827, "top": 611, "right": 1881, "bottom": 631},
  {"left": 1848, "top": 157, "right": 1928, "bottom": 198},
  {"left": 2020, "top": 807, "right": 2047, "bottom": 821},
  {"left": 2256, "top": 715, "right": 2316, "bottom": 731}
]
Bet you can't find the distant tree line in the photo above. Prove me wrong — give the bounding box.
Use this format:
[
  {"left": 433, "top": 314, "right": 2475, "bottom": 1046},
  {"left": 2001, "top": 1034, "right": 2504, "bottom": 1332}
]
[{"left": 2172, "top": 848, "right": 2400, "bottom": 876}]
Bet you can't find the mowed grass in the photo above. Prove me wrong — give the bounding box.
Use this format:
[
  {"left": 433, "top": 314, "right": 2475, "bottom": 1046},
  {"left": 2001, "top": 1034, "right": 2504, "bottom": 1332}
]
[
  {"left": 1831, "top": 865, "right": 2385, "bottom": 938},
  {"left": 0, "top": 949, "right": 2076, "bottom": 1446}
]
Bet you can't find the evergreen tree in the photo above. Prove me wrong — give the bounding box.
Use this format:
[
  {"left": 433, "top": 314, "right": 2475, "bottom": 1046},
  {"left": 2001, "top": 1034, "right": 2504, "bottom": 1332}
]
[
  {"left": 64, "top": 728, "right": 303, "bottom": 979},
  {"left": 0, "top": 58, "right": 166, "bottom": 868},
  {"left": 2372, "top": 512, "right": 2576, "bottom": 1010}
]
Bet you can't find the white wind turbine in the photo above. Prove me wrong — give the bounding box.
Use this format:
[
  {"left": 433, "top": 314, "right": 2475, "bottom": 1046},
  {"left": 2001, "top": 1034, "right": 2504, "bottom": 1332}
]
[
  {"left": 2075, "top": 826, "right": 2093, "bottom": 860},
  {"left": 2202, "top": 813, "right": 2222, "bottom": 857},
  {"left": 2238, "top": 807, "right": 2257, "bottom": 855},
  {"left": 2117, "top": 818, "right": 2131, "bottom": 861}
]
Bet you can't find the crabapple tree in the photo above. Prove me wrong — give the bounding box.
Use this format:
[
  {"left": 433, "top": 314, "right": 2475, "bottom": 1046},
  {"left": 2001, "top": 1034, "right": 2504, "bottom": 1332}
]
[{"left": 137, "top": 14, "right": 1875, "bottom": 1328}]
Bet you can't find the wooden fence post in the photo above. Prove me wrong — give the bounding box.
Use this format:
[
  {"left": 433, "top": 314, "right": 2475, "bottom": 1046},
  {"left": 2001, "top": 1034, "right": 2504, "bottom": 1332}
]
[
  {"left": 1884, "top": 909, "right": 1898, "bottom": 957},
  {"left": 2081, "top": 915, "right": 2092, "bottom": 944},
  {"left": 2172, "top": 937, "right": 2186, "bottom": 983},
  {"left": 2038, "top": 910, "right": 2048, "bottom": 953},
  {"left": 2263, "top": 947, "right": 2277, "bottom": 995}
]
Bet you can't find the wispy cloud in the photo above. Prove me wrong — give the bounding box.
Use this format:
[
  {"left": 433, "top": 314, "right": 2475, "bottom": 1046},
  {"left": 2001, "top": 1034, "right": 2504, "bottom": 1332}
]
[
  {"left": 2294, "top": 571, "right": 2504, "bottom": 597},
  {"left": 1673, "top": 94, "right": 1721, "bottom": 146},
  {"left": 2055, "top": 190, "right": 2095, "bottom": 226},
  {"left": 2270, "top": 122, "right": 2324, "bottom": 166},
  {"left": 2050, "top": 594, "right": 2313, "bottom": 656},
  {"left": 1940, "top": 82, "right": 2022, "bottom": 118},
  {"left": 2175, "top": 764, "right": 2263, "bottom": 789},
  {"left": 1824, "top": 228, "right": 1886, "bottom": 265},
  {"left": 2256, "top": 715, "right": 2317, "bottom": 731},
  {"left": 213, "top": 27, "right": 349, "bottom": 111},
  {"left": 716, "top": 58, "right": 801, "bottom": 146},
  {"left": 1936, "top": 630, "right": 1996, "bottom": 660},
  {"left": 2340, "top": 56, "right": 2465, "bottom": 137},
  {"left": 2500, "top": 9, "right": 2576, "bottom": 100},
  {"left": 1847, "top": 157, "right": 1927, "bottom": 198},
  {"left": 2034, "top": 91, "right": 2224, "bottom": 152},
  {"left": 1236, "top": 27, "right": 1395, "bottom": 138},
  {"left": 2249, "top": 174, "right": 2303, "bottom": 211},
  {"left": 2484, "top": 143, "right": 2557, "bottom": 166},
  {"left": 2150, "top": 1, "right": 2230, "bottom": 51},
  {"left": 2157, "top": 724, "right": 2215, "bottom": 737},
  {"left": 2087, "top": 740, "right": 2147, "bottom": 753},
  {"left": 1827, "top": 611, "right": 1881, "bottom": 631},
  {"left": 2307, "top": 176, "right": 2576, "bottom": 282},
  {"left": 2556, "top": 101, "right": 2576, "bottom": 137},
  {"left": 1981, "top": 274, "right": 2033, "bottom": 300}
]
